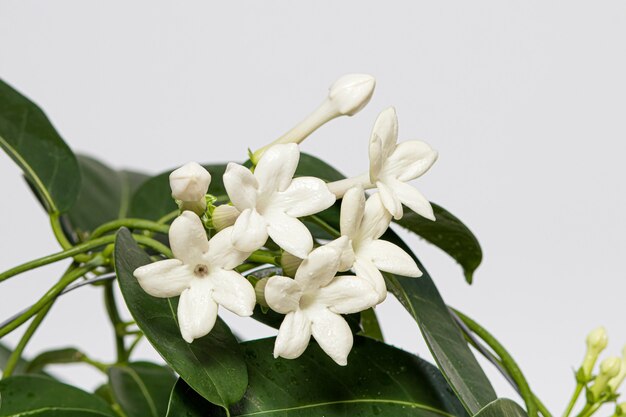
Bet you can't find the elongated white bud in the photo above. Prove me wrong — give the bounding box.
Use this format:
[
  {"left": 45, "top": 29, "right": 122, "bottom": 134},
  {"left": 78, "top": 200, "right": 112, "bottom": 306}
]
[
  {"left": 580, "top": 326, "right": 609, "bottom": 381},
  {"left": 609, "top": 346, "right": 626, "bottom": 392},
  {"left": 590, "top": 357, "right": 622, "bottom": 400},
  {"left": 169, "top": 162, "right": 211, "bottom": 202},
  {"left": 212, "top": 205, "right": 240, "bottom": 231}
]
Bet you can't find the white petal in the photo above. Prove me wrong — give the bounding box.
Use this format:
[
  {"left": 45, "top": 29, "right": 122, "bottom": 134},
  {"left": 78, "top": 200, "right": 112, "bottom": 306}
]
[
  {"left": 210, "top": 269, "right": 256, "bottom": 316},
  {"left": 353, "top": 258, "right": 387, "bottom": 302},
  {"left": 134, "top": 259, "right": 192, "bottom": 297},
  {"left": 324, "top": 236, "right": 355, "bottom": 272},
  {"left": 388, "top": 178, "right": 435, "bottom": 221},
  {"left": 356, "top": 193, "right": 392, "bottom": 242},
  {"left": 177, "top": 279, "right": 218, "bottom": 343},
  {"left": 371, "top": 107, "right": 398, "bottom": 159},
  {"left": 376, "top": 181, "right": 403, "bottom": 220},
  {"left": 231, "top": 208, "right": 268, "bottom": 252},
  {"left": 368, "top": 135, "right": 383, "bottom": 183},
  {"left": 265, "top": 211, "right": 313, "bottom": 259},
  {"left": 275, "top": 177, "right": 336, "bottom": 218},
  {"left": 169, "top": 211, "right": 209, "bottom": 264},
  {"left": 254, "top": 143, "right": 299, "bottom": 193},
  {"left": 339, "top": 186, "right": 365, "bottom": 239},
  {"left": 265, "top": 275, "right": 302, "bottom": 314},
  {"left": 310, "top": 308, "right": 353, "bottom": 366},
  {"left": 169, "top": 162, "right": 211, "bottom": 202},
  {"left": 294, "top": 244, "right": 341, "bottom": 291},
  {"left": 359, "top": 239, "right": 422, "bottom": 278},
  {"left": 211, "top": 204, "right": 240, "bottom": 231},
  {"left": 223, "top": 163, "right": 258, "bottom": 210},
  {"left": 205, "top": 227, "right": 251, "bottom": 270},
  {"left": 385, "top": 141, "right": 438, "bottom": 182},
  {"left": 317, "top": 275, "right": 380, "bottom": 314},
  {"left": 274, "top": 310, "right": 311, "bottom": 360}
]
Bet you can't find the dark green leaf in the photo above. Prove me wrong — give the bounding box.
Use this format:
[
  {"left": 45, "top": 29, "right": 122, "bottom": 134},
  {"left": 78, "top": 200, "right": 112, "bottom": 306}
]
[
  {"left": 108, "top": 362, "right": 176, "bottom": 417},
  {"left": 0, "top": 375, "right": 115, "bottom": 417},
  {"left": 395, "top": 204, "right": 482, "bottom": 284},
  {"left": 294, "top": 153, "right": 346, "bottom": 182},
  {"left": 383, "top": 230, "right": 496, "bottom": 414},
  {"left": 474, "top": 399, "right": 528, "bottom": 417},
  {"left": 128, "top": 164, "right": 227, "bottom": 220},
  {"left": 0, "top": 342, "right": 30, "bottom": 376},
  {"left": 0, "top": 79, "right": 80, "bottom": 213},
  {"left": 168, "top": 336, "right": 468, "bottom": 417},
  {"left": 26, "top": 347, "right": 85, "bottom": 373},
  {"left": 114, "top": 228, "right": 248, "bottom": 408},
  {"left": 358, "top": 308, "right": 384, "bottom": 342}
]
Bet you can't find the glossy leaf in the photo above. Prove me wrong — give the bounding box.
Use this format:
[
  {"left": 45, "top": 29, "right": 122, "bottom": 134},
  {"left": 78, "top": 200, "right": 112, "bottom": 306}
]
[
  {"left": 359, "top": 308, "right": 384, "bottom": 342},
  {"left": 108, "top": 362, "right": 177, "bottom": 417},
  {"left": 0, "top": 79, "right": 80, "bottom": 213},
  {"left": 26, "top": 347, "right": 85, "bottom": 373},
  {"left": 128, "top": 164, "right": 227, "bottom": 220},
  {"left": 395, "top": 203, "right": 482, "bottom": 284},
  {"left": 0, "top": 375, "right": 115, "bottom": 417},
  {"left": 114, "top": 228, "right": 248, "bottom": 408},
  {"left": 383, "top": 230, "right": 496, "bottom": 414},
  {"left": 294, "top": 153, "right": 345, "bottom": 182},
  {"left": 474, "top": 399, "right": 528, "bottom": 417},
  {"left": 167, "top": 336, "right": 468, "bottom": 417},
  {"left": 66, "top": 155, "right": 148, "bottom": 240},
  {"left": 0, "top": 342, "right": 30, "bottom": 376}
]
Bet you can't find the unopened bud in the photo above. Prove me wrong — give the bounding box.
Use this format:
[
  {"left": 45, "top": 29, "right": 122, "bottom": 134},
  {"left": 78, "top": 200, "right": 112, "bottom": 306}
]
[
  {"left": 280, "top": 251, "right": 302, "bottom": 277},
  {"left": 615, "top": 402, "right": 626, "bottom": 416},
  {"left": 609, "top": 346, "right": 626, "bottom": 392},
  {"left": 581, "top": 327, "right": 609, "bottom": 381},
  {"left": 212, "top": 205, "right": 240, "bottom": 231},
  {"left": 169, "top": 162, "right": 211, "bottom": 202},
  {"left": 255, "top": 277, "right": 269, "bottom": 307},
  {"left": 590, "top": 356, "right": 622, "bottom": 401},
  {"left": 328, "top": 74, "right": 376, "bottom": 116}
]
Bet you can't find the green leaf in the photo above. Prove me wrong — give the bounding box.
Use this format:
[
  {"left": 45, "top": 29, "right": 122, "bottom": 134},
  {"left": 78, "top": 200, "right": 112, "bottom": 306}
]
[
  {"left": 358, "top": 308, "right": 384, "bottom": 342},
  {"left": 114, "top": 228, "right": 248, "bottom": 408},
  {"left": 167, "top": 336, "right": 469, "bottom": 417},
  {"left": 0, "top": 79, "right": 80, "bottom": 213},
  {"left": 108, "top": 362, "right": 177, "bottom": 417},
  {"left": 294, "top": 153, "right": 346, "bottom": 182},
  {"left": 0, "top": 375, "right": 116, "bottom": 417},
  {"left": 128, "top": 164, "right": 227, "bottom": 220},
  {"left": 26, "top": 347, "right": 85, "bottom": 373},
  {"left": 474, "top": 399, "right": 528, "bottom": 417},
  {"left": 0, "top": 342, "right": 30, "bottom": 376},
  {"left": 383, "top": 230, "right": 496, "bottom": 414},
  {"left": 395, "top": 203, "right": 482, "bottom": 284},
  {"left": 66, "top": 155, "right": 148, "bottom": 240}
]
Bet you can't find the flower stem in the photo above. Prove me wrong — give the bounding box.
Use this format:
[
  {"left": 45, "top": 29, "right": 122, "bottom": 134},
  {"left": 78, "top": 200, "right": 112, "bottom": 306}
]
[
  {"left": 563, "top": 384, "right": 584, "bottom": 417},
  {"left": 133, "top": 235, "right": 173, "bottom": 258},
  {"left": 305, "top": 214, "right": 340, "bottom": 238},
  {"left": 104, "top": 280, "right": 127, "bottom": 363},
  {"left": 248, "top": 251, "right": 278, "bottom": 265},
  {"left": 452, "top": 308, "right": 541, "bottom": 417},
  {"left": 575, "top": 402, "right": 603, "bottom": 417},
  {"left": 49, "top": 213, "right": 74, "bottom": 250},
  {"left": 157, "top": 210, "right": 179, "bottom": 225},
  {"left": 90, "top": 219, "right": 170, "bottom": 239}
]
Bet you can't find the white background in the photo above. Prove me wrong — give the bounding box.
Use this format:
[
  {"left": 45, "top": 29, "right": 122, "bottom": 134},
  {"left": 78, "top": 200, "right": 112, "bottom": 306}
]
[{"left": 1, "top": 1, "right": 625, "bottom": 413}]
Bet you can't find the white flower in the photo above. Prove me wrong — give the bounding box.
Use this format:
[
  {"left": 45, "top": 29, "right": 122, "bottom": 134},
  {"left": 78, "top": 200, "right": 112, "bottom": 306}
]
[
  {"left": 133, "top": 211, "right": 255, "bottom": 343},
  {"left": 169, "top": 162, "right": 211, "bottom": 202},
  {"left": 223, "top": 143, "right": 336, "bottom": 258},
  {"left": 368, "top": 107, "right": 438, "bottom": 220},
  {"left": 265, "top": 238, "right": 379, "bottom": 365},
  {"left": 332, "top": 186, "right": 421, "bottom": 301}
]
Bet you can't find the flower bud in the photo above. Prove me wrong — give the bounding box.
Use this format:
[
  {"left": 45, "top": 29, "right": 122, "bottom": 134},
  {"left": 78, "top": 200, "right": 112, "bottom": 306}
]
[
  {"left": 328, "top": 74, "right": 376, "bottom": 116},
  {"left": 589, "top": 356, "right": 622, "bottom": 401},
  {"left": 211, "top": 205, "right": 240, "bottom": 231},
  {"left": 581, "top": 326, "right": 609, "bottom": 381},
  {"left": 616, "top": 402, "right": 626, "bottom": 416},
  {"left": 255, "top": 277, "right": 269, "bottom": 307},
  {"left": 169, "top": 162, "right": 211, "bottom": 202},
  {"left": 609, "top": 346, "right": 626, "bottom": 392},
  {"left": 280, "top": 251, "right": 302, "bottom": 278}
]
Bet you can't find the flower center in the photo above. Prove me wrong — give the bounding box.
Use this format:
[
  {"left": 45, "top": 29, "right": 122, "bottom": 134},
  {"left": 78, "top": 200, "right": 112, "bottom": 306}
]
[{"left": 193, "top": 264, "right": 209, "bottom": 277}]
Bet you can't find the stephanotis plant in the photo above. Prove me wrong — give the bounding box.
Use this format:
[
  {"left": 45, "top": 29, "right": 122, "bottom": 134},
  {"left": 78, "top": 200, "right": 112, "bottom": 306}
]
[{"left": 0, "top": 75, "right": 624, "bottom": 417}]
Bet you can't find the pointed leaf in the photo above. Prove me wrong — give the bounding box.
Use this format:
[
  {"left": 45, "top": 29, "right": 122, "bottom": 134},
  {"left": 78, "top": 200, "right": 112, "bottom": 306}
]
[
  {"left": 0, "top": 79, "right": 80, "bottom": 213},
  {"left": 114, "top": 228, "right": 248, "bottom": 408},
  {"left": 26, "top": 347, "right": 85, "bottom": 373},
  {"left": 474, "top": 399, "right": 528, "bottom": 417}
]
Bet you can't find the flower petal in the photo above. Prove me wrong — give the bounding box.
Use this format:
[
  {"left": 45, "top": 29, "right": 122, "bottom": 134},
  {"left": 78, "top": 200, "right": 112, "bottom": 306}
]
[
  {"left": 339, "top": 186, "right": 365, "bottom": 239},
  {"left": 275, "top": 177, "right": 336, "bottom": 218},
  {"left": 324, "top": 236, "right": 355, "bottom": 272},
  {"left": 294, "top": 244, "right": 341, "bottom": 291},
  {"left": 359, "top": 239, "right": 422, "bottom": 278},
  {"left": 231, "top": 208, "right": 268, "bottom": 252},
  {"left": 376, "top": 181, "right": 403, "bottom": 220},
  {"left": 265, "top": 275, "right": 302, "bottom": 314},
  {"left": 355, "top": 193, "right": 391, "bottom": 242},
  {"left": 169, "top": 211, "right": 209, "bottom": 264},
  {"left": 223, "top": 163, "right": 258, "bottom": 210},
  {"left": 317, "top": 275, "right": 379, "bottom": 314},
  {"left": 210, "top": 269, "right": 256, "bottom": 316},
  {"left": 385, "top": 141, "right": 438, "bottom": 182},
  {"left": 265, "top": 211, "right": 313, "bottom": 259},
  {"left": 205, "top": 227, "right": 251, "bottom": 270},
  {"left": 254, "top": 143, "right": 299, "bottom": 193},
  {"left": 371, "top": 107, "right": 398, "bottom": 159},
  {"left": 274, "top": 310, "right": 311, "bottom": 360},
  {"left": 388, "top": 178, "right": 435, "bottom": 221},
  {"left": 177, "top": 279, "right": 218, "bottom": 343},
  {"left": 134, "top": 259, "right": 192, "bottom": 297},
  {"left": 211, "top": 204, "right": 240, "bottom": 231},
  {"left": 368, "top": 135, "right": 383, "bottom": 183},
  {"left": 310, "top": 308, "right": 353, "bottom": 366},
  {"left": 353, "top": 258, "right": 387, "bottom": 302},
  {"left": 169, "top": 162, "right": 211, "bottom": 202}
]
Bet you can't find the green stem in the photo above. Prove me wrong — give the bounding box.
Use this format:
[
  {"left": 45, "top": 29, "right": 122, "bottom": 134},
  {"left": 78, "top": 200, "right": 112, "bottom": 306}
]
[
  {"left": 563, "top": 384, "right": 584, "bottom": 417},
  {"left": 305, "top": 214, "right": 340, "bottom": 238},
  {"left": 534, "top": 394, "right": 553, "bottom": 417},
  {"left": 2, "top": 300, "right": 55, "bottom": 378},
  {"left": 0, "top": 235, "right": 116, "bottom": 284},
  {"left": 133, "top": 235, "right": 173, "bottom": 258},
  {"left": 576, "top": 402, "right": 603, "bottom": 417},
  {"left": 157, "top": 210, "right": 179, "bottom": 224},
  {"left": 247, "top": 251, "right": 278, "bottom": 265},
  {"left": 104, "top": 281, "right": 126, "bottom": 363},
  {"left": 90, "top": 219, "right": 169, "bottom": 239},
  {"left": 50, "top": 213, "right": 74, "bottom": 250},
  {"left": 453, "top": 309, "right": 541, "bottom": 417},
  {"left": 127, "top": 333, "right": 144, "bottom": 359},
  {"left": 0, "top": 264, "right": 97, "bottom": 338}
]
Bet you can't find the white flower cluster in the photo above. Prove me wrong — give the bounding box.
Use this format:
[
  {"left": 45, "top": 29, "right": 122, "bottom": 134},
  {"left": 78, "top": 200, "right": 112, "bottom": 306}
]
[{"left": 133, "top": 74, "right": 438, "bottom": 365}]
